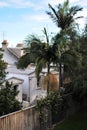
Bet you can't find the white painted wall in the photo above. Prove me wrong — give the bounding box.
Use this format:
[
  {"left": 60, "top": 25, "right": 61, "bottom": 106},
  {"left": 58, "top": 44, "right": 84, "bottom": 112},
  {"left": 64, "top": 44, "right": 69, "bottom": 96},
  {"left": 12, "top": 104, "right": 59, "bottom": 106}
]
[
  {"left": 7, "top": 73, "right": 29, "bottom": 97},
  {"left": 29, "top": 76, "right": 37, "bottom": 104},
  {"left": 29, "top": 75, "right": 47, "bottom": 104},
  {"left": 3, "top": 49, "right": 18, "bottom": 65},
  {"left": 6, "top": 71, "right": 46, "bottom": 104}
]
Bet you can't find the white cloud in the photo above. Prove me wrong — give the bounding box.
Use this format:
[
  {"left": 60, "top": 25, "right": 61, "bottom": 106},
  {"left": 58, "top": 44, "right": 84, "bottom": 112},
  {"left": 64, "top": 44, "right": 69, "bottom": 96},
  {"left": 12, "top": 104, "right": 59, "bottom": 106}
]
[
  {"left": 32, "top": 5, "right": 45, "bottom": 11},
  {"left": 0, "top": 0, "right": 87, "bottom": 9},
  {"left": 9, "top": 0, "right": 34, "bottom": 8},
  {"left": 0, "top": 2, "right": 9, "bottom": 7},
  {"left": 22, "top": 14, "right": 49, "bottom": 22},
  {"left": 42, "top": 0, "right": 79, "bottom": 7},
  {"left": 43, "top": 0, "right": 87, "bottom": 8},
  {"left": 73, "top": 0, "right": 87, "bottom": 7},
  {"left": 0, "top": 0, "right": 35, "bottom": 8}
]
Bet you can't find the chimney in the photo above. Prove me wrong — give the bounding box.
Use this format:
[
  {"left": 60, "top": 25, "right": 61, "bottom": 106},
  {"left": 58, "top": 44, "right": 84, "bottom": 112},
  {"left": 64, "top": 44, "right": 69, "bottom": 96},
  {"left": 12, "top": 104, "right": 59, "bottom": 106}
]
[
  {"left": 16, "top": 43, "right": 24, "bottom": 56},
  {"left": 2, "top": 40, "right": 8, "bottom": 50},
  {"left": 16, "top": 43, "right": 24, "bottom": 48}
]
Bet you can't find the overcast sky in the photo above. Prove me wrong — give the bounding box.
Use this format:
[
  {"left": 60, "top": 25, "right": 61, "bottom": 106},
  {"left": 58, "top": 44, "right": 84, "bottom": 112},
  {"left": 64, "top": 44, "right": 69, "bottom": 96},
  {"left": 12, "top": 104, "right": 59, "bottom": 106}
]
[{"left": 0, "top": 0, "right": 87, "bottom": 47}]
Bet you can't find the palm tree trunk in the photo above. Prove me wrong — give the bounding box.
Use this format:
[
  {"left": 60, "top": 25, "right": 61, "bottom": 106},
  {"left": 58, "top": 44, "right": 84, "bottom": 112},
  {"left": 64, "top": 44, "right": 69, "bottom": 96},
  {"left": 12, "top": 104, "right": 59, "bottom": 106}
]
[
  {"left": 47, "top": 63, "right": 50, "bottom": 95},
  {"left": 59, "top": 63, "right": 63, "bottom": 91}
]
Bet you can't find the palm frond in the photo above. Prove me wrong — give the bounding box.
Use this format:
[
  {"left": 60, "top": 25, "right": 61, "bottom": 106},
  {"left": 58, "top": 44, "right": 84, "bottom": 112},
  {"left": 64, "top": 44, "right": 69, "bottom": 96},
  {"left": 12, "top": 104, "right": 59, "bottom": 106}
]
[
  {"left": 47, "top": 1, "right": 83, "bottom": 30},
  {"left": 42, "top": 27, "right": 49, "bottom": 45},
  {"left": 35, "top": 58, "right": 46, "bottom": 78},
  {"left": 17, "top": 53, "right": 32, "bottom": 69},
  {"left": 47, "top": 4, "right": 59, "bottom": 25}
]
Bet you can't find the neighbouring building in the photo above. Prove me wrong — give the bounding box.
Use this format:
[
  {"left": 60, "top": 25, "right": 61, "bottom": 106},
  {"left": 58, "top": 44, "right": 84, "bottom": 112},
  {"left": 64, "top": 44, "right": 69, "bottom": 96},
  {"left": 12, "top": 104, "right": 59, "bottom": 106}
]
[
  {"left": 1, "top": 40, "right": 59, "bottom": 106},
  {"left": 1, "top": 40, "right": 46, "bottom": 105}
]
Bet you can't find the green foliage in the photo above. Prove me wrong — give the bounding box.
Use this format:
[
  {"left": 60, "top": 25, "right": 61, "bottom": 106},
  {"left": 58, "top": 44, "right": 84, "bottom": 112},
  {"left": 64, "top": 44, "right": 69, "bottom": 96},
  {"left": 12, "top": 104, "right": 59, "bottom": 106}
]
[
  {"left": 0, "top": 49, "right": 22, "bottom": 116},
  {"left": 35, "top": 92, "right": 60, "bottom": 129},
  {"left": 35, "top": 91, "right": 70, "bottom": 130},
  {"left": 36, "top": 92, "right": 60, "bottom": 111},
  {"left": 17, "top": 0, "right": 87, "bottom": 102},
  {"left": 47, "top": 0, "right": 83, "bottom": 30},
  {"left": 0, "top": 50, "right": 7, "bottom": 85},
  {"left": 18, "top": 28, "right": 58, "bottom": 94},
  {"left": 46, "top": 0, "right": 83, "bottom": 89},
  {"left": 0, "top": 81, "right": 22, "bottom": 116},
  {"left": 72, "top": 24, "right": 87, "bottom": 101},
  {"left": 17, "top": 52, "right": 33, "bottom": 69}
]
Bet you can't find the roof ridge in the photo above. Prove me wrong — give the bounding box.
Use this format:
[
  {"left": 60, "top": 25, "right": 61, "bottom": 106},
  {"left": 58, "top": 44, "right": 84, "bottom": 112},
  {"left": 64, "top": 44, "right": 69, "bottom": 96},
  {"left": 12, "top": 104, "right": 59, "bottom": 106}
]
[{"left": 7, "top": 48, "right": 20, "bottom": 59}]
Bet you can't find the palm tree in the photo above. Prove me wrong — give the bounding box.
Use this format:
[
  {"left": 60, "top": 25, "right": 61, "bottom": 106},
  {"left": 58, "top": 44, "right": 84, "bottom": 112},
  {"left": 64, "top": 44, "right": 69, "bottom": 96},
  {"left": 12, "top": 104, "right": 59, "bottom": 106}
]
[
  {"left": 53, "top": 29, "right": 81, "bottom": 88},
  {"left": 47, "top": 0, "right": 83, "bottom": 31},
  {"left": 18, "top": 28, "right": 57, "bottom": 94},
  {"left": 47, "top": 0, "right": 83, "bottom": 88}
]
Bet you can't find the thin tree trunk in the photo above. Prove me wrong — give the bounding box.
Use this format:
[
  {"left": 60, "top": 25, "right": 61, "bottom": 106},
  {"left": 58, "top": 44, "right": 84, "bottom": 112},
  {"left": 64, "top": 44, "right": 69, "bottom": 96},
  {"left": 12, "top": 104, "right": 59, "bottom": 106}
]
[
  {"left": 47, "top": 63, "right": 50, "bottom": 95},
  {"left": 59, "top": 63, "right": 62, "bottom": 91}
]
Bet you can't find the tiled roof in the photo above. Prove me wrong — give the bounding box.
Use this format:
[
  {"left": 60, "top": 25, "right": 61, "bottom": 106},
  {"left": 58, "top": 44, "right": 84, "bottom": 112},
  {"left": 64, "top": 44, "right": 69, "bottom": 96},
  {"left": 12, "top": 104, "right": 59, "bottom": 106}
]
[
  {"left": 2, "top": 49, "right": 18, "bottom": 65},
  {"left": 7, "top": 48, "right": 22, "bottom": 59}
]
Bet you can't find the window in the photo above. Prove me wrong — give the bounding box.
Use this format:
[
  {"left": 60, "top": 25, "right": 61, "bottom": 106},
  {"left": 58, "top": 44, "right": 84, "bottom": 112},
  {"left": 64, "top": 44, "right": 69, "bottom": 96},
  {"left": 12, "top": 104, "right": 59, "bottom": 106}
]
[
  {"left": 13, "top": 85, "right": 18, "bottom": 91},
  {"left": 37, "top": 76, "right": 41, "bottom": 87}
]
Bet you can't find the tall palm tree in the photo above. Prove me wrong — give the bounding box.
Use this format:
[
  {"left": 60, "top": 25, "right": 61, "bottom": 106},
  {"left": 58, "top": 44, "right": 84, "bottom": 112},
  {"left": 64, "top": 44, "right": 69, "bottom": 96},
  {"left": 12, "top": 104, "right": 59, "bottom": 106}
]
[
  {"left": 47, "top": 0, "right": 83, "bottom": 88},
  {"left": 34, "top": 28, "right": 58, "bottom": 94},
  {"left": 53, "top": 29, "right": 81, "bottom": 88},
  {"left": 47, "top": 0, "right": 83, "bottom": 31},
  {"left": 18, "top": 28, "right": 57, "bottom": 94}
]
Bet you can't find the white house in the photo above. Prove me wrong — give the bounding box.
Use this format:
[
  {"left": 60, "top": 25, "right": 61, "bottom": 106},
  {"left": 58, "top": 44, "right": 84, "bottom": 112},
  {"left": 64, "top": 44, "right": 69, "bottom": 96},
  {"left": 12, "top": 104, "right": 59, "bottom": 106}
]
[
  {"left": 1, "top": 40, "right": 59, "bottom": 106},
  {"left": 1, "top": 40, "right": 46, "bottom": 104}
]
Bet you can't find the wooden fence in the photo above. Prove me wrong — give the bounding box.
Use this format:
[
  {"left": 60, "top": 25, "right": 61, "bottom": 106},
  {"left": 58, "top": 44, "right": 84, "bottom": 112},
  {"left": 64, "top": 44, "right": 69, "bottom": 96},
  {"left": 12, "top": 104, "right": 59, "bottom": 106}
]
[
  {"left": 0, "top": 105, "right": 41, "bottom": 130},
  {"left": 1, "top": 93, "right": 86, "bottom": 130}
]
